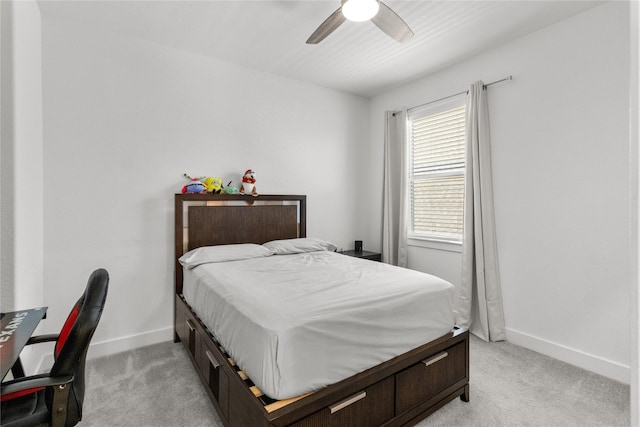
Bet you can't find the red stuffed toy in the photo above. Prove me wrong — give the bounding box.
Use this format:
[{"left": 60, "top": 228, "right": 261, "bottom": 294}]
[{"left": 240, "top": 169, "right": 258, "bottom": 196}]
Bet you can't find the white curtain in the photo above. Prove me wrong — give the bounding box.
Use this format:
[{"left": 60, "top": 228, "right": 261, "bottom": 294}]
[
  {"left": 382, "top": 110, "right": 408, "bottom": 267},
  {"left": 456, "top": 81, "right": 506, "bottom": 342}
]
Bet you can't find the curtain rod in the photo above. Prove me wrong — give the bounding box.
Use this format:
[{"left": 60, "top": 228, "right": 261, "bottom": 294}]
[{"left": 393, "top": 75, "right": 512, "bottom": 116}]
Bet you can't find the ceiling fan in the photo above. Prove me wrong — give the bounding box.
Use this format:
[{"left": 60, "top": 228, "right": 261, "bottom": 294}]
[{"left": 306, "top": 0, "right": 414, "bottom": 44}]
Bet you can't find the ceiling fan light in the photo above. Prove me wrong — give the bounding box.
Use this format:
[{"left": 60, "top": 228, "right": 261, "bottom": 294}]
[{"left": 342, "top": 0, "right": 379, "bottom": 22}]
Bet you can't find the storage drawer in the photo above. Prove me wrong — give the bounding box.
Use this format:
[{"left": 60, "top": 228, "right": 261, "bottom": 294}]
[
  {"left": 176, "top": 297, "right": 201, "bottom": 364},
  {"left": 395, "top": 340, "right": 466, "bottom": 414},
  {"left": 290, "top": 376, "right": 394, "bottom": 427},
  {"left": 200, "top": 337, "right": 230, "bottom": 421}
]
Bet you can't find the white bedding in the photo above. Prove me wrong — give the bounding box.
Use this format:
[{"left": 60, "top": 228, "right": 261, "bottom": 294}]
[{"left": 182, "top": 250, "right": 454, "bottom": 400}]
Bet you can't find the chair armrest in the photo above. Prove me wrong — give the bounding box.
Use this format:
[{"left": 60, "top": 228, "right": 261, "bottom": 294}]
[
  {"left": 1, "top": 373, "right": 74, "bottom": 397},
  {"left": 2, "top": 373, "right": 74, "bottom": 427},
  {"left": 26, "top": 334, "right": 59, "bottom": 345}
]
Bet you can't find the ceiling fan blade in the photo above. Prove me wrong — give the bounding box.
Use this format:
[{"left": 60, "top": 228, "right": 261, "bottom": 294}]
[
  {"left": 306, "top": 7, "right": 346, "bottom": 44},
  {"left": 371, "top": 1, "right": 414, "bottom": 43}
]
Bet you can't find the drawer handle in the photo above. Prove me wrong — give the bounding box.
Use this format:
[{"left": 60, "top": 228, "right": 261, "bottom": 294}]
[
  {"left": 329, "top": 391, "right": 366, "bottom": 414},
  {"left": 186, "top": 319, "right": 195, "bottom": 332},
  {"left": 205, "top": 350, "right": 220, "bottom": 369},
  {"left": 422, "top": 351, "right": 448, "bottom": 367}
]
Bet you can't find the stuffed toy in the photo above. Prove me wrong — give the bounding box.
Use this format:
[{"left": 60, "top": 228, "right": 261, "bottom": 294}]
[
  {"left": 203, "top": 177, "right": 223, "bottom": 194},
  {"left": 182, "top": 174, "right": 206, "bottom": 194},
  {"left": 239, "top": 169, "right": 258, "bottom": 196}
]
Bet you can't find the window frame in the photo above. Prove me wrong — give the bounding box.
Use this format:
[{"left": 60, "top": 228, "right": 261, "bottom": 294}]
[{"left": 406, "top": 94, "right": 466, "bottom": 249}]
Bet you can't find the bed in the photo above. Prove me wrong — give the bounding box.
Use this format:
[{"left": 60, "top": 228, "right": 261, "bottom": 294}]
[{"left": 174, "top": 193, "right": 469, "bottom": 427}]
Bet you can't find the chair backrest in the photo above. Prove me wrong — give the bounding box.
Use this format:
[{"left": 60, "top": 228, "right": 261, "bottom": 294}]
[{"left": 46, "top": 268, "right": 109, "bottom": 426}]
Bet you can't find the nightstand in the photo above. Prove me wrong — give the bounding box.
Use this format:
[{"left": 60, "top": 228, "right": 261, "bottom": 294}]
[{"left": 342, "top": 250, "right": 382, "bottom": 262}]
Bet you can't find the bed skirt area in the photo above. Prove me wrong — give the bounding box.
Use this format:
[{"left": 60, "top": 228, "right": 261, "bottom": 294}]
[{"left": 174, "top": 294, "right": 469, "bottom": 427}]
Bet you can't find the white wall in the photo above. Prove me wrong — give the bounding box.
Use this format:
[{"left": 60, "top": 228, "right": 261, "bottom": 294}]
[
  {"left": 39, "top": 15, "right": 369, "bottom": 357},
  {"left": 0, "top": 0, "right": 45, "bottom": 373},
  {"left": 630, "top": 1, "right": 639, "bottom": 423},
  {"left": 366, "top": 1, "right": 632, "bottom": 383},
  {"left": 0, "top": 0, "right": 44, "bottom": 311}
]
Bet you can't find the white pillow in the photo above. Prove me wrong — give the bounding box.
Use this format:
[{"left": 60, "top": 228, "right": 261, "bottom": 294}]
[
  {"left": 179, "top": 243, "right": 273, "bottom": 269},
  {"left": 263, "top": 238, "right": 339, "bottom": 255}
]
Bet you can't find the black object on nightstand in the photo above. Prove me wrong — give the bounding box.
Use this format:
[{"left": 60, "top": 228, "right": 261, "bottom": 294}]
[{"left": 342, "top": 250, "right": 382, "bottom": 262}]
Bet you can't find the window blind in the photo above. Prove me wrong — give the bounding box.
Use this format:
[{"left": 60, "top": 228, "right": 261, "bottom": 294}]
[{"left": 409, "top": 103, "right": 466, "bottom": 241}]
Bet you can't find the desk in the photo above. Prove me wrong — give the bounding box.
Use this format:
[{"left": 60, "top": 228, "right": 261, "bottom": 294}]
[{"left": 0, "top": 307, "right": 47, "bottom": 381}]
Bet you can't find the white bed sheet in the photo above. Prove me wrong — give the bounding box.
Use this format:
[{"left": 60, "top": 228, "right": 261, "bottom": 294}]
[{"left": 183, "top": 251, "right": 454, "bottom": 400}]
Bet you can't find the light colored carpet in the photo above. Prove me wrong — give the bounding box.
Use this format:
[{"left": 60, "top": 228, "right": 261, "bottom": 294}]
[{"left": 80, "top": 336, "right": 630, "bottom": 426}]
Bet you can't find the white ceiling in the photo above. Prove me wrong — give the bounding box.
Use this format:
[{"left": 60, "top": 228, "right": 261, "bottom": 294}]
[{"left": 37, "top": 0, "right": 604, "bottom": 98}]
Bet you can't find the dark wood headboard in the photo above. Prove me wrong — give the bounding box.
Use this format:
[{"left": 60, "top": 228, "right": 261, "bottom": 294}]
[{"left": 174, "top": 194, "right": 306, "bottom": 294}]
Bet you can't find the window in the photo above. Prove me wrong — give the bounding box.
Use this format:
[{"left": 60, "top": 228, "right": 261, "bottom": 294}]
[{"left": 407, "top": 95, "right": 466, "bottom": 243}]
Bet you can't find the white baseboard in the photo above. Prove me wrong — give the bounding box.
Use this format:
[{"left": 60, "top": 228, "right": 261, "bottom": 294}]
[
  {"left": 36, "top": 326, "right": 174, "bottom": 373},
  {"left": 86, "top": 326, "right": 174, "bottom": 359},
  {"left": 505, "top": 327, "right": 630, "bottom": 384}
]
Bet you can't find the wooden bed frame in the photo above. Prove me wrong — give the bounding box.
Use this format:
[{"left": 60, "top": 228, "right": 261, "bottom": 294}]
[{"left": 174, "top": 193, "right": 469, "bottom": 427}]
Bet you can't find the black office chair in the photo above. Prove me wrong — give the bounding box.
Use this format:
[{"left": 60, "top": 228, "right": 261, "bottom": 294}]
[{"left": 1, "top": 269, "right": 109, "bottom": 427}]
